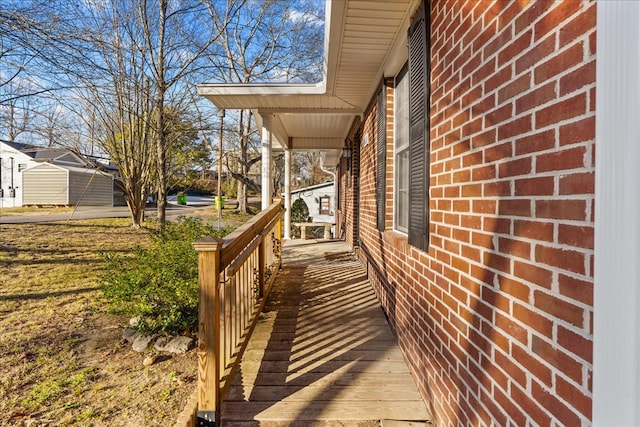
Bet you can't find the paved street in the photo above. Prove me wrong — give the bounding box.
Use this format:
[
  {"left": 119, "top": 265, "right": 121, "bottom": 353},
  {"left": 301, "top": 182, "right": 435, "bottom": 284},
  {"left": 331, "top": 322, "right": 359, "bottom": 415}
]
[{"left": 0, "top": 197, "right": 218, "bottom": 224}]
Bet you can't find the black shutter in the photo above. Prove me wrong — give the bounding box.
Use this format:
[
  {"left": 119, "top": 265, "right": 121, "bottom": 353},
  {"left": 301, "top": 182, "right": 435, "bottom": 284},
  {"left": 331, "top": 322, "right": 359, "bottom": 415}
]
[
  {"left": 376, "top": 82, "right": 386, "bottom": 232},
  {"left": 408, "top": 1, "right": 429, "bottom": 251}
]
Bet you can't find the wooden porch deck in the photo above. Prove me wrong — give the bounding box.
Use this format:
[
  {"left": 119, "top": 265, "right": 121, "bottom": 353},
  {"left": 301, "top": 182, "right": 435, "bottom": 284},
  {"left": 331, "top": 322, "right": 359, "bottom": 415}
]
[{"left": 221, "top": 239, "right": 432, "bottom": 426}]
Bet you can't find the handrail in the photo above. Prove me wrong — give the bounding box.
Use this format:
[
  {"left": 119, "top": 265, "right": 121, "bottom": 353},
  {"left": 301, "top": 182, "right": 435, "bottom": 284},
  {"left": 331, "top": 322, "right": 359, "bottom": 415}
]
[
  {"left": 220, "top": 201, "right": 283, "bottom": 268},
  {"left": 189, "top": 199, "right": 284, "bottom": 426}
]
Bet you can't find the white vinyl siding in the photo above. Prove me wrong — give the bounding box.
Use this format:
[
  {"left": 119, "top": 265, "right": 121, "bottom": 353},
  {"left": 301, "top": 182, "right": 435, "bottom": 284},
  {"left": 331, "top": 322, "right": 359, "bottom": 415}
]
[
  {"left": 68, "top": 169, "right": 113, "bottom": 206},
  {"left": 22, "top": 163, "right": 113, "bottom": 206},
  {"left": 22, "top": 164, "right": 68, "bottom": 205}
]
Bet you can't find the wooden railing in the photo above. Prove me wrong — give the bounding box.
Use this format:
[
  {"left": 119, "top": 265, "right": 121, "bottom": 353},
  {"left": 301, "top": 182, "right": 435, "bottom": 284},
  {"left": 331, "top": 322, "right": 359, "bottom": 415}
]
[{"left": 177, "top": 200, "right": 284, "bottom": 427}]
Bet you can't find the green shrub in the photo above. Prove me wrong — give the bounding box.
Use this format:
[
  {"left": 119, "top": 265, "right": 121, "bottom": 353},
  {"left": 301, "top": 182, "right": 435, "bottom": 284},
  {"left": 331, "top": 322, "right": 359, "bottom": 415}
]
[
  {"left": 101, "top": 217, "right": 229, "bottom": 335},
  {"left": 291, "top": 198, "right": 311, "bottom": 222},
  {"left": 291, "top": 198, "right": 311, "bottom": 238}
]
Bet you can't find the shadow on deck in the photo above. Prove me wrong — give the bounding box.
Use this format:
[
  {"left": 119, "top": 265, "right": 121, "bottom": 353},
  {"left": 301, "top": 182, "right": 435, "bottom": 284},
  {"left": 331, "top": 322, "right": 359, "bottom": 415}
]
[{"left": 221, "top": 239, "right": 432, "bottom": 426}]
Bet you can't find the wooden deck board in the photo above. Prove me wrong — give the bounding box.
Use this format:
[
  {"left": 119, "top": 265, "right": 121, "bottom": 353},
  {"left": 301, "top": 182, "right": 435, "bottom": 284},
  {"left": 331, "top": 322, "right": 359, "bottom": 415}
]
[
  {"left": 222, "top": 400, "right": 428, "bottom": 421},
  {"left": 221, "top": 240, "right": 431, "bottom": 426},
  {"left": 226, "top": 384, "right": 429, "bottom": 402}
]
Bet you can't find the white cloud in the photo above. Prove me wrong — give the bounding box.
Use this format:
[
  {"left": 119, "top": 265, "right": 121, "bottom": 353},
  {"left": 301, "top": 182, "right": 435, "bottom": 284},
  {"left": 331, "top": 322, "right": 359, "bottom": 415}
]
[{"left": 288, "top": 6, "right": 324, "bottom": 27}]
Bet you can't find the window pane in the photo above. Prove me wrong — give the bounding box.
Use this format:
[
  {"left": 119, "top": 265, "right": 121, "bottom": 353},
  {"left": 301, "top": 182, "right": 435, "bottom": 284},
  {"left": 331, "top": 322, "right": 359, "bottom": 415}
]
[
  {"left": 395, "top": 66, "right": 410, "bottom": 232},
  {"left": 397, "top": 149, "right": 409, "bottom": 231},
  {"left": 396, "top": 69, "right": 409, "bottom": 151}
]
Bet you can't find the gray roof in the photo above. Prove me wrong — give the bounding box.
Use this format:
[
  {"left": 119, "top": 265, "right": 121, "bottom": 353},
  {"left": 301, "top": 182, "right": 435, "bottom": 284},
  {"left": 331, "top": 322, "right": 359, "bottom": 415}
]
[
  {"left": 0, "top": 140, "right": 87, "bottom": 165},
  {"left": 291, "top": 181, "right": 335, "bottom": 194}
]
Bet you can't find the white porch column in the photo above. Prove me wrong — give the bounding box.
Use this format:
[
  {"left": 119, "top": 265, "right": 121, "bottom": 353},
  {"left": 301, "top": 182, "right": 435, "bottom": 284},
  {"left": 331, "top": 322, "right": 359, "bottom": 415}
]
[
  {"left": 594, "top": 2, "right": 640, "bottom": 425},
  {"left": 261, "top": 117, "right": 273, "bottom": 210},
  {"left": 284, "top": 148, "right": 291, "bottom": 239}
]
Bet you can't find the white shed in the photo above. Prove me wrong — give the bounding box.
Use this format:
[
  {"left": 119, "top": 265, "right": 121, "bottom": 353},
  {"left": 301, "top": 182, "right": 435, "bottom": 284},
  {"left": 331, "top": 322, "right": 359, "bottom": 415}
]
[{"left": 22, "top": 163, "right": 113, "bottom": 206}]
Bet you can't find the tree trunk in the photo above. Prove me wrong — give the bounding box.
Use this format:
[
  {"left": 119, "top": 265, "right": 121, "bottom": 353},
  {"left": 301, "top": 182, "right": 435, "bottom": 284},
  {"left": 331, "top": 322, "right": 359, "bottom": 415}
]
[
  {"left": 156, "top": 93, "right": 167, "bottom": 225},
  {"left": 156, "top": 133, "right": 167, "bottom": 224},
  {"left": 155, "top": 0, "right": 168, "bottom": 225},
  {"left": 237, "top": 178, "right": 246, "bottom": 212},
  {"left": 125, "top": 180, "right": 146, "bottom": 229}
]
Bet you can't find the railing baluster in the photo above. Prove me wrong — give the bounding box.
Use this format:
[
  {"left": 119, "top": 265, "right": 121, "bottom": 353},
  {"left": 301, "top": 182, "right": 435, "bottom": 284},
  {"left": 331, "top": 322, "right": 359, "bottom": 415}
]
[
  {"left": 258, "top": 237, "right": 266, "bottom": 299},
  {"left": 227, "top": 275, "right": 234, "bottom": 368},
  {"left": 221, "top": 274, "right": 227, "bottom": 381}
]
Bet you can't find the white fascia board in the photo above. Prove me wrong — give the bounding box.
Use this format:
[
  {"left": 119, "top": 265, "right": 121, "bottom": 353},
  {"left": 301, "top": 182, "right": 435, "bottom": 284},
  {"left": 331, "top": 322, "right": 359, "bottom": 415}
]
[
  {"left": 196, "top": 82, "right": 326, "bottom": 97},
  {"left": 197, "top": 0, "right": 344, "bottom": 102},
  {"left": 324, "top": 0, "right": 347, "bottom": 96}
]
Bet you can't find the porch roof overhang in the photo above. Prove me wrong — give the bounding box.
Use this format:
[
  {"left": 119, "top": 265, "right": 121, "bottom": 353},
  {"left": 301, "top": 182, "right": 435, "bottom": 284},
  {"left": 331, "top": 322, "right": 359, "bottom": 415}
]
[{"left": 197, "top": 0, "right": 421, "bottom": 168}]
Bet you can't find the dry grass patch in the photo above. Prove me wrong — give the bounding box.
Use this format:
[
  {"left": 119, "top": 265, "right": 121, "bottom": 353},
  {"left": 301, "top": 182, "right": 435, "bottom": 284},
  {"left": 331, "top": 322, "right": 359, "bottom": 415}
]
[
  {"left": 0, "top": 206, "right": 74, "bottom": 217},
  {"left": 0, "top": 218, "right": 205, "bottom": 426}
]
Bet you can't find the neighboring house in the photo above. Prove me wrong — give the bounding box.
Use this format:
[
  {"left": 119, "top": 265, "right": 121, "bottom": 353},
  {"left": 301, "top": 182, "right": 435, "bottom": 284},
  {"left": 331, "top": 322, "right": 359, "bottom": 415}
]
[
  {"left": 0, "top": 140, "right": 35, "bottom": 207},
  {"left": 290, "top": 181, "right": 335, "bottom": 224},
  {"left": 0, "top": 140, "right": 114, "bottom": 207},
  {"left": 199, "top": 1, "right": 638, "bottom": 425}
]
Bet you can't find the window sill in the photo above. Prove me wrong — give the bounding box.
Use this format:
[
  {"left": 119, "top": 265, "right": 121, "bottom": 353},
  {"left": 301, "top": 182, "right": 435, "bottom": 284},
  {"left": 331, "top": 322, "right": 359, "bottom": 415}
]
[{"left": 382, "top": 229, "right": 411, "bottom": 255}]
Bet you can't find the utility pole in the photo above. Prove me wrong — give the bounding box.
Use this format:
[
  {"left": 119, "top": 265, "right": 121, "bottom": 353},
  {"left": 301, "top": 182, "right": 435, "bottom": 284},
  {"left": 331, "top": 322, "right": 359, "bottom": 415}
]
[{"left": 217, "top": 109, "right": 225, "bottom": 230}]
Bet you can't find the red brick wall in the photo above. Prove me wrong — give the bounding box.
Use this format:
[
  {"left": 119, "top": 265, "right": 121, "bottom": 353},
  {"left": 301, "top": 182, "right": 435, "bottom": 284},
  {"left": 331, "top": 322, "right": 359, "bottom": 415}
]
[
  {"left": 343, "top": 1, "right": 596, "bottom": 425},
  {"left": 338, "top": 118, "right": 362, "bottom": 247}
]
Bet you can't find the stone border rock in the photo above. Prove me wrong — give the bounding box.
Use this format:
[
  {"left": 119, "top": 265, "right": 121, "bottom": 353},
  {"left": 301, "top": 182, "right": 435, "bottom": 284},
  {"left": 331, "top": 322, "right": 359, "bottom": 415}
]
[{"left": 122, "top": 328, "right": 195, "bottom": 355}]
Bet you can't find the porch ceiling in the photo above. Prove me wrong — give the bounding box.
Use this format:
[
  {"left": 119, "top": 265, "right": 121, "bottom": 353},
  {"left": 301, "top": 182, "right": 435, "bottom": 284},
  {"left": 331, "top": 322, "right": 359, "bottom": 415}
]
[{"left": 197, "top": 0, "right": 420, "bottom": 168}]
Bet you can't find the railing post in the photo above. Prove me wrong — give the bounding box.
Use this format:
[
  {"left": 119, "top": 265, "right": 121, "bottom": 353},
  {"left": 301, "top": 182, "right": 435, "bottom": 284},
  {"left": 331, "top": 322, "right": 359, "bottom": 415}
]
[{"left": 193, "top": 236, "right": 224, "bottom": 426}]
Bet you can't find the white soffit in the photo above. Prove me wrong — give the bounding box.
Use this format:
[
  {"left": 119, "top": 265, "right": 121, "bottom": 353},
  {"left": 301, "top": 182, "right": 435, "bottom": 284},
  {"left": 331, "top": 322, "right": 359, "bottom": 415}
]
[
  {"left": 279, "top": 114, "right": 353, "bottom": 139},
  {"left": 331, "top": 0, "right": 416, "bottom": 107},
  {"left": 196, "top": 0, "right": 421, "bottom": 167}
]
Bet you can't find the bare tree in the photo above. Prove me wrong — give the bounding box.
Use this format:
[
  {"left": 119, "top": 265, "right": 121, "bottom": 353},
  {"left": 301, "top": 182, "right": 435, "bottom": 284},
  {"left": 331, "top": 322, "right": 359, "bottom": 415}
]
[
  {"left": 7, "top": 0, "right": 241, "bottom": 227},
  {"left": 1, "top": 1, "right": 77, "bottom": 141},
  {"left": 1, "top": 6, "right": 38, "bottom": 140},
  {"left": 207, "top": 0, "right": 324, "bottom": 213},
  {"left": 81, "top": 2, "right": 157, "bottom": 227},
  {"left": 1, "top": 0, "right": 323, "bottom": 223},
  {"left": 24, "top": 0, "right": 167, "bottom": 227},
  {"left": 0, "top": 91, "right": 33, "bottom": 141},
  {"left": 134, "top": 0, "right": 244, "bottom": 223}
]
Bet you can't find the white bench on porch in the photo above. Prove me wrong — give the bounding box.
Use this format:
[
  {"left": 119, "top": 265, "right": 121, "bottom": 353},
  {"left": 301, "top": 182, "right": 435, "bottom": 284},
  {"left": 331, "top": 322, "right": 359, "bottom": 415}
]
[{"left": 292, "top": 222, "right": 333, "bottom": 240}]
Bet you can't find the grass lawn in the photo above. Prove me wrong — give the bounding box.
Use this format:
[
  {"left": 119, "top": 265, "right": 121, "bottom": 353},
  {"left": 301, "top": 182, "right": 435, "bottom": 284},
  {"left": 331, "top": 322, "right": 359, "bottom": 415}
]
[{"left": 0, "top": 212, "right": 253, "bottom": 426}]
